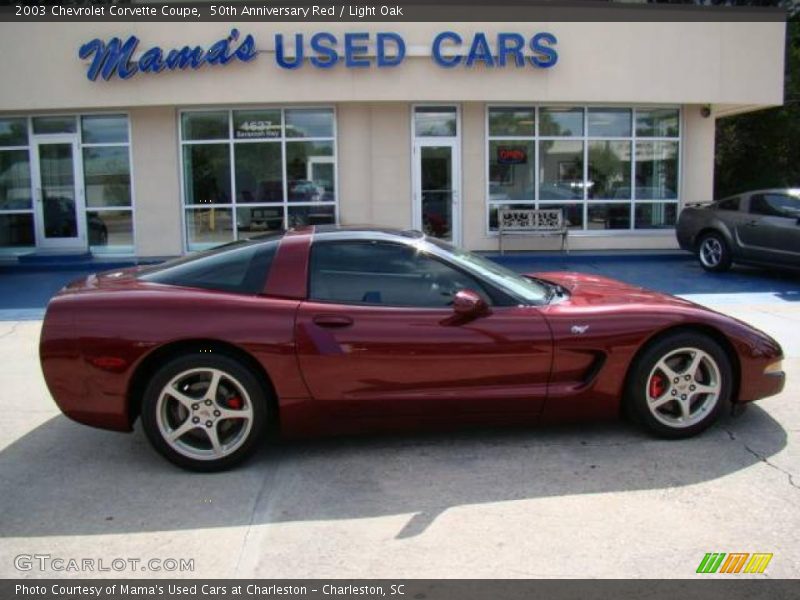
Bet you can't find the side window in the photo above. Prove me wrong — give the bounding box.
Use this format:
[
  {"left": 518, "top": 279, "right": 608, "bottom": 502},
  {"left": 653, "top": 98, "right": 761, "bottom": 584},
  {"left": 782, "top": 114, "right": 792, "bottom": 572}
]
[
  {"left": 716, "top": 196, "right": 740, "bottom": 211},
  {"left": 309, "top": 241, "right": 490, "bottom": 307},
  {"left": 139, "top": 241, "right": 277, "bottom": 294},
  {"left": 749, "top": 193, "right": 800, "bottom": 218}
]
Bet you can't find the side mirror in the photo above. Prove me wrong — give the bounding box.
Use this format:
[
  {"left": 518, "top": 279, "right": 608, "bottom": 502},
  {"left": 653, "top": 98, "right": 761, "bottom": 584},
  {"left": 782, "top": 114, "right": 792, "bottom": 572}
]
[{"left": 452, "top": 289, "right": 489, "bottom": 320}]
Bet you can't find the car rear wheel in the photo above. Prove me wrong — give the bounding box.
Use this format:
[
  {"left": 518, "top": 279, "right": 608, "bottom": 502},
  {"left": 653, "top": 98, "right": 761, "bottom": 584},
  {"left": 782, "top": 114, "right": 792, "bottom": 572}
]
[
  {"left": 624, "top": 332, "right": 732, "bottom": 438},
  {"left": 141, "top": 354, "right": 268, "bottom": 471},
  {"left": 697, "top": 232, "right": 732, "bottom": 272}
]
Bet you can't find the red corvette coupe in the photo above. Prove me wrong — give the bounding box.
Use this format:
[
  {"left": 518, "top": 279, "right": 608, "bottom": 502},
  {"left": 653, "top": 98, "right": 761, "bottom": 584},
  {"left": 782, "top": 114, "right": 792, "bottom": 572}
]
[{"left": 40, "top": 227, "right": 785, "bottom": 471}]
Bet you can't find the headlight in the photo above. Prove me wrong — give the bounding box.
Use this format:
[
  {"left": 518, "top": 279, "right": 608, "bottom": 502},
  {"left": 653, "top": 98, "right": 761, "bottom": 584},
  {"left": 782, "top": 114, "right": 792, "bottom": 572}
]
[{"left": 764, "top": 360, "right": 784, "bottom": 375}]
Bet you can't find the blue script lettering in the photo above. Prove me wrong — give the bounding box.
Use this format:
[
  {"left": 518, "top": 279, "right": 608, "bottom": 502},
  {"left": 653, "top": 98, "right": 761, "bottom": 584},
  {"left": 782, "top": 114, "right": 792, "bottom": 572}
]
[{"left": 79, "top": 29, "right": 257, "bottom": 81}]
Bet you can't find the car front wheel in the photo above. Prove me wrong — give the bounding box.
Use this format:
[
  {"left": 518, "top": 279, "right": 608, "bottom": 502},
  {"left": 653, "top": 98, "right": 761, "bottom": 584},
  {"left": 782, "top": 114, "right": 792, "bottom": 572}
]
[
  {"left": 697, "top": 232, "right": 732, "bottom": 272},
  {"left": 141, "top": 353, "right": 268, "bottom": 471},
  {"left": 625, "top": 332, "right": 732, "bottom": 439}
]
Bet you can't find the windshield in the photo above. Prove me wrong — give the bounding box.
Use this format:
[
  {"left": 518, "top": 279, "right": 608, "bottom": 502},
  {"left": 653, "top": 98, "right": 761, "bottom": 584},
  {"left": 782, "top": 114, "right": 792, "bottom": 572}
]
[{"left": 426, "top": 238, "right": 549, "bottom": 304}]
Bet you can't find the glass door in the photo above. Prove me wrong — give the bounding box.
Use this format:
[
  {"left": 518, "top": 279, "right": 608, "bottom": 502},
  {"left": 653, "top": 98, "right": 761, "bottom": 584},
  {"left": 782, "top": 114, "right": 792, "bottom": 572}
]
[
  {"left": 413, "top": 140, "right": 460, "bottom": 244},
  {"left": 32, "top": 135, "right": 86, "bottom": 250}
]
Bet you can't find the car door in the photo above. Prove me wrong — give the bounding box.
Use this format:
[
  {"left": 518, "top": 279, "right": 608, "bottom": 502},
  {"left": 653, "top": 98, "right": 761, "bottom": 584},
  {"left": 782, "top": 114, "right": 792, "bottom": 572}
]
[
  {"left": 712, "top": 196, "right": 747, "bottom": 254},
  {"left": 737, "top": 192, "right": 800, "bottom": 263},
  {"left": 295, "top": 240, "right": 553, "bottom": 419}
]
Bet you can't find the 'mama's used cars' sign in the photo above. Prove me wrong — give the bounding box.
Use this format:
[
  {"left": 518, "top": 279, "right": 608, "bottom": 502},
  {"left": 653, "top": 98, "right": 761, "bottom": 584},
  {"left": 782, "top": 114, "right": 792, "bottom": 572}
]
[{"left": 79, "top": 28, "right": 559, "bottom": 81}]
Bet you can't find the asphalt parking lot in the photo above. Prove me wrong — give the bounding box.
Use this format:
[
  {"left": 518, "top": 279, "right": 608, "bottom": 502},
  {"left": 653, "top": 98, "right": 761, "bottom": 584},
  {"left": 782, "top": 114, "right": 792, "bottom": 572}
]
[{"left": 0, "top": 255, "right": 798, "bottom": 579}]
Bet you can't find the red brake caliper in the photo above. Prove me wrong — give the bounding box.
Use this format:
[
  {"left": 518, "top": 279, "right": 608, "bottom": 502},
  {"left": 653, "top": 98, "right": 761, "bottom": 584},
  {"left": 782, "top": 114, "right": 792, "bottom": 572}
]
[
  {"left": 228, "top": 397, "right": 242, "bottom": 409},
  {"left": 649, "top": 373, "right": 666, "bottom": 398}
]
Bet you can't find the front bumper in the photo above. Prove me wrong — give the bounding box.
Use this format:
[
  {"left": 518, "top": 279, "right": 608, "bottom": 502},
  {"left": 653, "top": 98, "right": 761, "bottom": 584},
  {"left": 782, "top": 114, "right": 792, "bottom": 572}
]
[{"left": 740, "top": 370, "right": 785, "bottom": 405}]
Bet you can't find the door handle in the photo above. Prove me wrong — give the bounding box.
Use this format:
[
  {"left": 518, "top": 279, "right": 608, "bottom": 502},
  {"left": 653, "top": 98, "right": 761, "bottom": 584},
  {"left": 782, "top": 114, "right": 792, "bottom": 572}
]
[{"left": 313, "top": 315, "right": 353, "bottom": 328}]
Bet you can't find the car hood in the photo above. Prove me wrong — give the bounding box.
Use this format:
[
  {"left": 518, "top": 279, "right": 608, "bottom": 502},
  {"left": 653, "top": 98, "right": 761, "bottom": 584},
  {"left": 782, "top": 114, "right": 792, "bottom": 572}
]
[
  {"left": 529, "top": 271, "right": 695, "bottom": 309},
  {"left": 528, "top": 271, "right": 784, "bottom": 361}
]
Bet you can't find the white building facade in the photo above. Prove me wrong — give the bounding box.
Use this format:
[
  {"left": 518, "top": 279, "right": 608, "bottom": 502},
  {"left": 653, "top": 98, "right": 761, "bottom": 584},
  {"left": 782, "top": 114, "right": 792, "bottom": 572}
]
[{"left": 0, "top": 19, "right": 786, "bottom": 257}]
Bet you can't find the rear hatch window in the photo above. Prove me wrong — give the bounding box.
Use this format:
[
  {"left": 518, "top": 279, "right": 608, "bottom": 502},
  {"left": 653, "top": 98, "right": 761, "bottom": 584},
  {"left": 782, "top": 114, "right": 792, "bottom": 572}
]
[{"left": 138, "top": 236, "right": 280, "bottom": 295}]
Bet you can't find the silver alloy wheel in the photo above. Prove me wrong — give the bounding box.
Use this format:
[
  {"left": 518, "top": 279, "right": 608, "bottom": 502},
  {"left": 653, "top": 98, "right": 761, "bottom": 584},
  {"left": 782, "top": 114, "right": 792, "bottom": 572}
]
[
  {"left": 646, "top": 347, "right": 722, "bottom": 428},
  {"left": 699, "top": 237, "right": 723, "bottom": 268},
  {"left": 155, "top": 367, "right": 254, "bottom": 461}
]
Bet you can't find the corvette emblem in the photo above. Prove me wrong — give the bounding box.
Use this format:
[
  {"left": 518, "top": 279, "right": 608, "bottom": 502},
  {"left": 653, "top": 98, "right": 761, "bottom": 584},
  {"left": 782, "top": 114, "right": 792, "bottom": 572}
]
[{"left": 571, "top": 325, "right": 590, "bottom": 335}]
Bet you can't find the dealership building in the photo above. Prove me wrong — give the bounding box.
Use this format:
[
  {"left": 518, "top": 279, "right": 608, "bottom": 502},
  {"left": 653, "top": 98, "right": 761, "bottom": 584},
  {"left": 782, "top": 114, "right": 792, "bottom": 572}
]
[{"left": 0, "top": 17, "right": 786, "bottom": 258}]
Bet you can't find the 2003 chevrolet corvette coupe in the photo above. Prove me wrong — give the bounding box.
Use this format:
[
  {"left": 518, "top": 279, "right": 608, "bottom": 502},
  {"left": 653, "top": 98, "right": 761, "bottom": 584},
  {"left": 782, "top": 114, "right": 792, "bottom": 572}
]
[{"left": 41, "top": 227, "right": 785, "bottom": 471}]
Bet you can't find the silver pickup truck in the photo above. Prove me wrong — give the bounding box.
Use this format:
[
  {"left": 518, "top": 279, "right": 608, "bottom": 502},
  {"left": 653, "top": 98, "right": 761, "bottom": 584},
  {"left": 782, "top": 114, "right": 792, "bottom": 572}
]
[{"left": 676, "top": 189, "right": 800, "bottom": 272}]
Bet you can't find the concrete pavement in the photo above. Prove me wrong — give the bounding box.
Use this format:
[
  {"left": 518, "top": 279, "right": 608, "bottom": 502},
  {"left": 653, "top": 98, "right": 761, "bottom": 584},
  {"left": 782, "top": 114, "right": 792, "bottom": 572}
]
[{"left": 0, "top": 261, "right": 798, "bottom": 579}]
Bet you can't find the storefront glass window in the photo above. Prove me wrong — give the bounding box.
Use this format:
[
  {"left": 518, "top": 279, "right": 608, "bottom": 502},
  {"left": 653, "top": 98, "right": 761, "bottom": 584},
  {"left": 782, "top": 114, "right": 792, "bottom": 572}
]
[
  {"left": 540, "top": 108, "right": 583, "bottom": 137},
  {"left": 233, "top": 110, "right": 282, "bottom": 140},
  {"left": 636, "top": 109, "right": 679, "bottom": 138},
  {"left": 0, "top": 118, "right": 33, "bottom": 251},
  {"left": 588, "top": 108, "right": 632, "bottom": 137},
  {"left": 87, "top": 210, "right": 133, "bottom": 247},
  {"left": 236, "top": 206, "right": 284, "bottom": 237},
  {"left": 588, "top": 140, "right": 631, "bottom": 199},
  {"left": 414, "top": 107, "right": 457, "bottom": 137},
  {"left": 181, "top": 111, "right": 229, "bottom": 141},
  {"left": 81, "top": 115, "right": 134, "bottom": 254},
  {"left": 489, "top": 141, "right": 534, "bottom": 201},
  {"left": 285, "top": 109, "right": 334, "bottom": 138},
  {"left": 539, "top": 140, "right": 584, "bottom": 200},
  {"left": 38, "top": 143, "right": 77, "bottom": 239},
  {"left": 181, "top": 108, "right": 337, "bottom": 250},
  {"left": 0, "top": 213, "right": 34, "bottom": 247},
  {"left": 288, "top": 204, "right": 336, "bottom": 228},
  {"left": 81, "top": 115, "right": 129, "bottom": 144},
  {"left": 182, "top": 145, "right": 231, "bottom": 206},
  {"left": 588, "top": 203, "right": 631, "bottom": 230},
  {"left": 32, "top": 116, "right": 77, "bottom": 135},
  {"left": 186, "top": 207, "right": 234, "bottom": 247},
  {"left": 83, "top": 147, "right": 131, "bottom": 208},
  {"left": 235, "top": 143, "right": 283, "bottom": 203},
  {"left": 489, "top": 108, "right": 535, "bottom": 137},
  {"left": 0, "top": 150, "right": 32, "bottom": 210},
  {"left": 286, "top": 141, "right": 335, "bottom": 202},
  {"left": 0, "top": 118, "right": 28, "bottom": 146},
  {"left": 539, "top": 203, "right": 585, "bottom": 230},
  {"left": 636, "top": 141, "right": 678, "bottom": 200},
  {"left": 487, "top": 106, "right": 680, "bottom": 233},
  {"left": 0, "top": 114, "right": 134, "bottom": 255},
  {"left": 635, "top": 202, "right": 678, "bottom": 229}
]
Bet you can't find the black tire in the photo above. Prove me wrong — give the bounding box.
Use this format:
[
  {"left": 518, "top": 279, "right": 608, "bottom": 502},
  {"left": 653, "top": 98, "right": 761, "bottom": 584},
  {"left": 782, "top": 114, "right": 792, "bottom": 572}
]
[
  {"left": 697, "top": 232, "right": 732, "bottom": 273},
  {"left": 141, "top": 353, "right": 269, "bottom": 472},
  {"left": 624, "top": 331, "right": 732, "bottom": 439}
]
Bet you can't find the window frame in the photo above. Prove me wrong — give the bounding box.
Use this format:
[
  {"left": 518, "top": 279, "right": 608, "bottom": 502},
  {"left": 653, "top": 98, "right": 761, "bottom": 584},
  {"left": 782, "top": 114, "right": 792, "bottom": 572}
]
[
  {"left": 307, "top": 239, "right": 511, "bottom": 309},
  {"left": 0, "top": 116, "right": 46, "bottom": 253},
  {"left": 178, "top": 106, "right": 339, "bottom": 253},
  {"left": 485, "top": 104, "right": 682, "bottom": 236},
  {"left": 0, "top": 112, "right": 135, "bottom": 255},
  {"left": 79, "top": 113, "right": 135, "bottom": 254}
]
